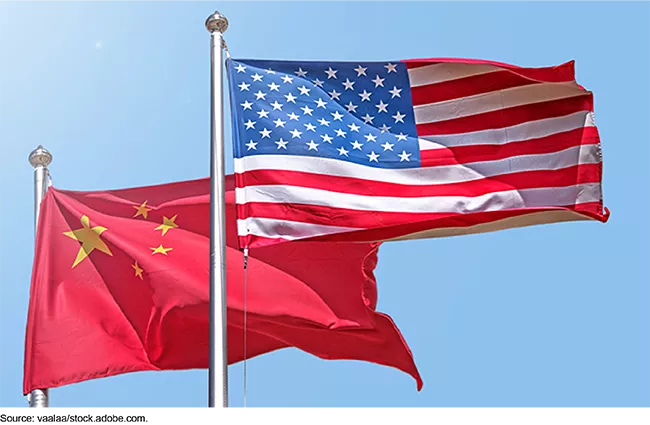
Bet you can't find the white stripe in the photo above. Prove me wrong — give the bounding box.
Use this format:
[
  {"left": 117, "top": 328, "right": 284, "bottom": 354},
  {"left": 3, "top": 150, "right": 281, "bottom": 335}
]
[
  {"left": 236, "top": 183, "right": 601, "bottom": 214},
  {"left": 238, "top": 208, "right": 599, "bottom": 240},
  {"left": 387, "top": 210, "right": 594, "bottom": 242},
  {"left": 418, "top": 111, "right": 596, "bottom": 150},
  {"left": 237, "top": 217, "right": 360, "bottom": 240},
  {"left": 407, "top": 63, "right": 501, "bottom": 87},
  {"left": 234, "top": 144, "right": 601, "bottom": 186},
  {"left": 414, "top": 82, "right": 588, "bottom": 124}
]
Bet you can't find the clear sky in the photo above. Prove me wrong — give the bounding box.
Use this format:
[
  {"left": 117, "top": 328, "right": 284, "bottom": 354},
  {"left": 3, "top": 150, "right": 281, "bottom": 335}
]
[{"left": 0, "top": 1, "right": 648, "bottom": 407}]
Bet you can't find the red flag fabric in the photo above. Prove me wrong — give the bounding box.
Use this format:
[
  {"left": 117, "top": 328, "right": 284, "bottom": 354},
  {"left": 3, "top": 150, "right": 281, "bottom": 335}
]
[{"left": 23, "top": 176, "right": 422, "bottom": 395}]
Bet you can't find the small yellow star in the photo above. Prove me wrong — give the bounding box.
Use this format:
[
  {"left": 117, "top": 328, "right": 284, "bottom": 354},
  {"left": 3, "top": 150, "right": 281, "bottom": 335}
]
[
  {"left": 63, "top": 215, "right": 113, "bottom": 268},
  {"left": 133, "top": 200, "right": 152, "bottom": 219},
  {"left": 132, "top": 261, "right": 144, "bottom": 280},
  {"left": 151, "top": 244, "right": 173, "bottom": 255},
  {"left": 154, "top": 215, "right": 179, "bottom": 236}
]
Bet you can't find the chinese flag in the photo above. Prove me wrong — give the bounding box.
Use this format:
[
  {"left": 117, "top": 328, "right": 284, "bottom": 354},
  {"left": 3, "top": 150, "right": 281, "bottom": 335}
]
[{"left": 23, "top": 176, "right": 422, "bottom": 395}]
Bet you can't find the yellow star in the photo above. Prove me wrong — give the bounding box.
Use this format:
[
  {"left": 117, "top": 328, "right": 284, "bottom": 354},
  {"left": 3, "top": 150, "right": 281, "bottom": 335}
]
[
  {"left": 133, "top": 200, "right": 152, "bottom": 219},
  {"left": 63, "top": 215, "right": 113, "bottom": 268},
  {"left": 151, "top": 244, "right": 173, "bottom": 255},
  {"left": 154, "top": 215, "right": 179, "bottom": 236},
  {"left": 132, "top": 261, "right": 144, "bottom": 280}
]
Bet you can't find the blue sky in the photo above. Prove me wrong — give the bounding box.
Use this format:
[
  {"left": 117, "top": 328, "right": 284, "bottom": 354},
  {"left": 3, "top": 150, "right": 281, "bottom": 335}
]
[{"left": 0, "top": 2, "right": 648, "bottom": 407}]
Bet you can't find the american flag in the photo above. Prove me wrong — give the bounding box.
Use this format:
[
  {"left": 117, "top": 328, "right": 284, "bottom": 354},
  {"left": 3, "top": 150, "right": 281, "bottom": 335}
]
[{"left": 228, "top": 58, "right": 609, "bottom": 249}]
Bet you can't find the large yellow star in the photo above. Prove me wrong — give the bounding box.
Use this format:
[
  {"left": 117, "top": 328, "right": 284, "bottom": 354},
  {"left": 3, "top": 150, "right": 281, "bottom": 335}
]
[
  {"left": 63, "top": 215, "right": 113, "bottom": 268},
  {"left": 151, "top": 244, "right": 173, "bottom": 255},
  {"left": 154, "top": 215, "right": 179, "bottom": 236},
  {"left": 133, "top": 200, "right": 152, "bottom": 219},
  {"left": 132, "top": 261, "right": 144, "bottom": 280}
]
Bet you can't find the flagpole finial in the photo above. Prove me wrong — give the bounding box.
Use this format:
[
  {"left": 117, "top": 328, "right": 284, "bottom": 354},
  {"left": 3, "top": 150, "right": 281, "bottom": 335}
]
[
  {"left": 205, "top": 11, "right": 228, "bottom": 34},
  {"left": 29, "top": 145, "right": 52, "bottom": 168}
]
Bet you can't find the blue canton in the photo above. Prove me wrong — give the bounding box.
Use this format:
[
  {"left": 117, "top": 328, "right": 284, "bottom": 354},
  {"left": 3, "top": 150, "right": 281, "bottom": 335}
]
[{"left": 228, "top": 59, "right": 421, "bottom": 169}]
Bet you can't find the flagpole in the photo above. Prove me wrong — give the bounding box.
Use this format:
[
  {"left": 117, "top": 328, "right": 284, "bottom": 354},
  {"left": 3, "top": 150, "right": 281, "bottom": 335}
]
[
  {"left": 27, "top": 145, "right": 52, "bottom": 408},
  {"left": 205, "top": 11, "right": 229, "bottom": 408}
]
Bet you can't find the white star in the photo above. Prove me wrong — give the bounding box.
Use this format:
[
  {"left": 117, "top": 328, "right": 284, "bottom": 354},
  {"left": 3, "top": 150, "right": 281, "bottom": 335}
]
[
  {"left": 331, "top": 111, "right": 344, "bottom": 121},
  {"left": 367, "top": 151, "right": 380, "bottom": 162},
  {"left": 359, "top": 90, "right": 372, "bottom": 102},
  {"left": 385, "top": 63, "right": 398, "bottom": 73},
  {"left": 290, "top": 129, "right": 303, "bottom": 138},
  {"left": 257, "top": 109, "right": 270, "bottom": 118},
  {"left": 295, "top": 68, "right": 308, "bottom": 77},
  {"left": 284, "top": 92, "right": 297, "bottom": 103},
  {"left": 266, "top": 68, "right": 276, "bottom": 74},
  {"left": 254, "top": 90, "right": 267, "bottom": 100},
  {"left": 315, "top": 98, "right": 327, "bottom": 109},
  {"left": 318, "top": 118, "right": 330, "bottom": 126},
  {"left": 337, "top": 147, "right": 350, "bottom": 157},
  {"left": 304, "top": 123, "right": 317, "bottom": 132},
  {"left": 361, "top": 114, "right": 374, "bottom": 124},
  {"left": 348, "top": 123, "right": 360, "bottom": 132},
  {"left": 259, "top": 128, "right": 272, "bottom": 139},
  {"left": 396, "top": 133, "right": 408, "bottom": 141},
  {"left": 246, "top": 140, "right": 257, "bottom": 151},
  {"left": 328, "top": 89, "right": 341, "bottom": 100},
  {"left": 350, "top": 140, "right": 364, "bottom": 150},
  {"left": 389, "top": 86, "right": 402, "bottom": 98},
  {"left": 241, "top": 101, "right": 253, "bottom": 110},
  {"left": 325, "top": 67, "right": 338, "bottom": 79},
  {"left": 398, "top": 150, "right": 412, "bottom": 162},
  {"left": 276, "top": 138, "right": 288, "bottom": 149},
  {"left": 392, "top": 111, "right": 406, "bottom": 123},
  {"left": 297, "top": 86, "right": 311, "bottom": 96},
  {"left": 345, "top": 102, "right": 358, "bottom": 113},
  {"left": 372, "top": 75, "right": 385, "bottom": 87},
  {"left": 381, "top": 142, "right": 394, "bottom": 151},
  {"left": 251, "top": 73, "right": 263, "bottom": 82},
  {"left": 313, "top": 78, "right": 324, "bottom": 88},
  {"left": 335, "top": 128, "right": 347, "bottom": 137},
  {"left": 244, "top": 119, "right": 256, "bottom": 129},
  {"left": 301, "top": 105, "right": 314, "bottom": 116},
  {"left": 320, "top": 134, "right": 333, "bottom": 143},
  {"left": 287, "top": 112, "right": 300, "bottom": 121},
  {"left": 235, "top": 64, "right": 246, "bottom": 73},
  {"left": 376, "top": 100, "right": 389, "bottom": 113},
  {"left": 306, "top": 140, "right": 319, "bottom": 151},
  {"left": 364, "top": 133, "right": 377, "bottom": 142},
  {"left": 354, "top": 65, "right": 367, "bottom": 77},
  {"left": 273, "top": 118, "right": 286, "bottom": 128},
  {"left": 238, "top": 82, "right": 250, "bottom": 91},
  {"left": 379, "top": 124, "right": 391, "bottom": 133},
  {"left": 267, "top": 82, "right": 280, "bottom": 92},
  {"left": 282, "top": 75, "right": 294, "bottom": 84},
  {"left": 342, "top": 78, "right": 355, "bottom": 90},
  {"left": 270, "top": 100, "right": 283, "bottom": 111}
]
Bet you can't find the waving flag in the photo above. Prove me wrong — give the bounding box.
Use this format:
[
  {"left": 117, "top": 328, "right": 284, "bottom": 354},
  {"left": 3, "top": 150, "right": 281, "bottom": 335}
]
[
  {"left": 24, "top": 176, "right": 422, "bottom": 394},
  {"left": 228, "top": 58, "right": 609, "bottom": 249}
]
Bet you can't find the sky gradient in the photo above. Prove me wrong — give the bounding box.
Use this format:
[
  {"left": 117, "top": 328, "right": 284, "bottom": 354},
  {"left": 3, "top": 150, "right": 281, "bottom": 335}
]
[{"left": 1, "top": 1, "right": 649, "bottom": 407}]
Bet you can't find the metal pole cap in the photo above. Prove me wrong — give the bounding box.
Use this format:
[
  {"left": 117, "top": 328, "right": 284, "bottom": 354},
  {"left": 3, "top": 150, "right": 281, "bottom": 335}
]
[
  {"left": 29, "top": 145, "right": 53, "bottom": 168},
  {"left": 205, "top": 11, "right": 228, "bottom": 33}
]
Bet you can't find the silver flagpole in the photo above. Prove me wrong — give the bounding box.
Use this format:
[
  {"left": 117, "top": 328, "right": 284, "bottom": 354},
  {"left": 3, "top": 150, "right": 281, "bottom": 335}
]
[
  {"left": 205, "top": 11, "right": 229, "bottom": 408},
  {"left": 27, "top": 145, "right": 53, "bottom": 408}
]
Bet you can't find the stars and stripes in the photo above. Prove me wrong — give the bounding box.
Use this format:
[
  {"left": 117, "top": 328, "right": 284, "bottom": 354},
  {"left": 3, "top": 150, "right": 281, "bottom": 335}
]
[{"left": 228, "top": 58, "right": 609, "bottom": 249}]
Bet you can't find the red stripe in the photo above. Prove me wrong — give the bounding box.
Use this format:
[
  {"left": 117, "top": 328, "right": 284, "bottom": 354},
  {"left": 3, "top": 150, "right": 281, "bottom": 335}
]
[
  {"left": 411, "top": 71, "right": 540, "bottom": 106},
  {"left": 420, "top": 127, "right": 600, "bottom": 167},
  {"left": 236, "top": 163, "right": 600, "bottom": 201},
  {"left": 239, "top": 234, "right": 291, "bottom": 249},
  {"left": 302, "top": 202, "right": 606, "bottom": 243},
  {"left": 403, "top": 59, "right": 576, "bottom": 82},
  {"left": 415, "top": 94, "right": 593, "bottom": 136},
  {"left": 239, "top": 202, "right": 609, "bottom": 247},
  {"left": 400, "top": 58, "right": 575, "bottom": 77}
]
